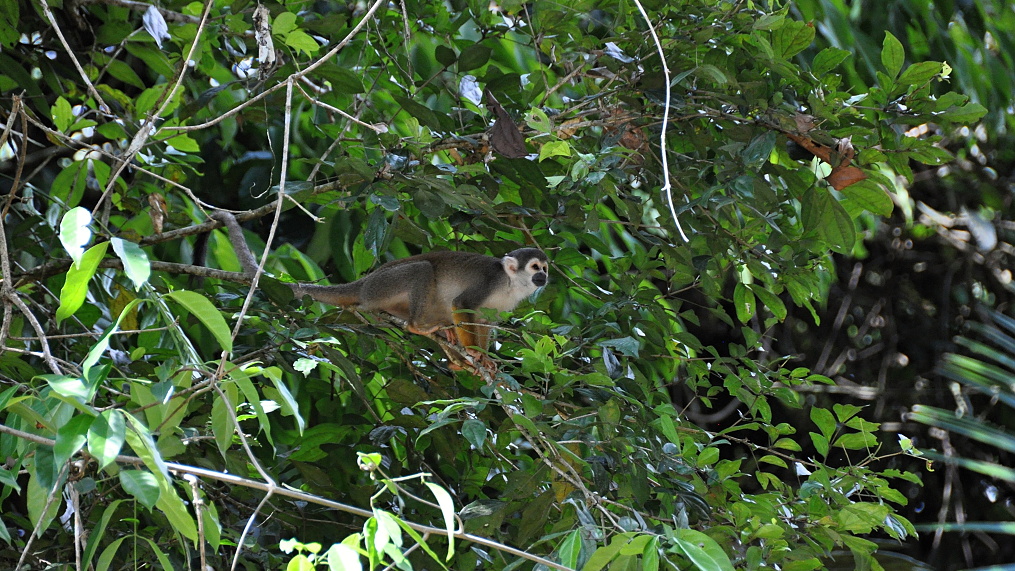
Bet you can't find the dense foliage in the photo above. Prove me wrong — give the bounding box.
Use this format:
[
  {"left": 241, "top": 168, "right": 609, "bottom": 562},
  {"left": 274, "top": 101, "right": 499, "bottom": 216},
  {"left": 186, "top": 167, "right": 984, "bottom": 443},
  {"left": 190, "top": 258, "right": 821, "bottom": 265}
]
[{"left": 0, "top": 0, "right": 995, "bottom": 568}]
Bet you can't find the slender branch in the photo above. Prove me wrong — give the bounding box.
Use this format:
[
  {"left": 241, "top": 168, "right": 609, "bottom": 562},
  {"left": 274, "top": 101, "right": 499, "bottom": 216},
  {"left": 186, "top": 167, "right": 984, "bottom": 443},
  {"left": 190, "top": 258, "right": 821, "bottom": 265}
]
[
  {"left": 39, "top": 1, "right": 110, "bottom": 114},
  {"left": 631, "top": 0, "right": 687, "bottom": 242},
  {"left": 14, "top": 258, "right": 251, "bottom": 288}
]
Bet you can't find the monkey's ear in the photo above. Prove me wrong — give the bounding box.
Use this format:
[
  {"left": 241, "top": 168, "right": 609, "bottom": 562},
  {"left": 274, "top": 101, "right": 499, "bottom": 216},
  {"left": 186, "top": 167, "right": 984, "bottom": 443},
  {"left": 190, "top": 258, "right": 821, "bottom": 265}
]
[{"left": 502, "top": 254, "right": 521, "bottom": 274}]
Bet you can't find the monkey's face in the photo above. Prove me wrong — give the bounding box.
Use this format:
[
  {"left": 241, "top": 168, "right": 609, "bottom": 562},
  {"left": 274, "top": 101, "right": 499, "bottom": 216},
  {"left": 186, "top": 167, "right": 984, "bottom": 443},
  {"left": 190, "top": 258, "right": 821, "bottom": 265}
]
[
  {"left": 501, "top": 248, "right": 549, "bottom": 305},
  {"left": 527, "top": 257, "right": 548, "bottom": 288},
  {"left": 506, "top": 249, "right": 548, "bottom": 291}
]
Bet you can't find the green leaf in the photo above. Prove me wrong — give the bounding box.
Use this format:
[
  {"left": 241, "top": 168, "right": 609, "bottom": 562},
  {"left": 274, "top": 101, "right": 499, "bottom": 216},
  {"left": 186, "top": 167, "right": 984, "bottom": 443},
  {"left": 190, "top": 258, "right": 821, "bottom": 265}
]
[
  {"left": 747, "top": 284, "right": 786, "bottom": 321},
  {"left": 696, "top": 446, "right": 720, "bottom": 468},
  {"left": 51, "top": 161, "right": 89, "bottom": 207},
  {"left": 907, "top": 144, "right": 953, "bottom": 166},
  {"left": 538, "top": 140, "right": 571, "bottom": 162},
  {"left": 840, "top": 179, "right": 893, "bottom": 216},
  {"left": 88, "top": 409, "right": 126, "bottom": 470},
  {"left": 833, "top": 431, "right": 878, "bottom": 450},
  {"left": 82, "top": 499, "right": 125, "bottom": 565},
  {"left": 110, "top": 237, "right": 151, "bottom": 290},
  {"left": 461, "top": 418, "right": 487, "bottom": 450},
  {"left": 435, "top": 45, "right": 456, "bottom": 67},
  {"left": 52, "top": 96, "right": 73, "bottom": 131},
  {"left": 898, "top": 61, "right": 943, "bottom": 85},
  {"left": 812, "top": 47, "right": 850, "bottom": 77},
  {"left": 326, "top": 544, "right": 363, "bottom": 571},
  {"left": 59, "top": 206, "right": 93, "bottom": 265},
  {"left": 164, "top": 290, "right": 233, "bottom": 353},
  {"left": 393, "top": 95, "right": 449, "bottom": 132},
  {"left": 273, "top": 11, "right": 298, "bottom": 35},
  {"left": 694, "top": 64, "right": 728, "bottom": 87},
  {"left": 55, "top": 414, "right": 93, "bottom": 467},
  {"left": 753, "top": 9, "right": 786, "bottom": 31},
  {"left": 881, "top": 32, "right": 904, "bottom": 78},
  {"left": 937, "top": 102, "right": 987, "bottom": 124},
  {"left": 426, "top": 482, "right": 456, "bottom": 560},
  {"left": 262, "top": 366, "right": 305, "bottom": 434},
  {"left": 211, "top": 380, "right": 237, "bottom": 457},
  {"left": 810, "top": 407, "right": 836, "bottom": 440},
  {"left": 801, "top": 187, "right": 856, "bottom": 254},
  {"left": 810, "top": 432, "right": 830, "bottom": 458},
  {"left": 673, "top": 529, "right": 734, "bottom": 571},
  {"left": 556, "top": 530, "right": 582, "bottom": 569},
  {"left": 161, "top": 133, "right": 200, "bottom": 152},
  {"left": 82, "top": 298, "right": 142, "bottom": 381},
  {"left": 228, "top": 365, "right": 275, "bottom": 447},
  {"left": 742, "top": 131, "right": 776, "bottom": 168},
  {"left": 458, "top": 44, "right": 491, "bottom": 71},
  {"left": 772, "top": 20, "right": 814, "bottom": 59},
  {"left": 27, "top": 470, "right": 63, "bottom": 537},
  {"left": 315, "top": 64, "right": 365, "bottom": 94},
  {"left": 120, "top": 470, "right": 161, "bottom": 509},
  {"left": 285, "top": 29, "right": 320, "bottom": 56},
  {"left": 733, "top": 282, "right": 755, "bottom": 323},
  {"left": 56, "top": 241, "right": 109, "bottom": 325},
  {"left": 39, "top": 374, "right": 90, "bottom": 400}
]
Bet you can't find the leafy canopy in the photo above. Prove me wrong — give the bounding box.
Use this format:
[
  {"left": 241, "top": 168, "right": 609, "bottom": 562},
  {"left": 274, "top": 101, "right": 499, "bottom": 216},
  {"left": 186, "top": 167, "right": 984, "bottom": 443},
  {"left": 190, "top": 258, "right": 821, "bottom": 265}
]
[{"left": 0, "top": 0, "right": 982, "bottom": 568}]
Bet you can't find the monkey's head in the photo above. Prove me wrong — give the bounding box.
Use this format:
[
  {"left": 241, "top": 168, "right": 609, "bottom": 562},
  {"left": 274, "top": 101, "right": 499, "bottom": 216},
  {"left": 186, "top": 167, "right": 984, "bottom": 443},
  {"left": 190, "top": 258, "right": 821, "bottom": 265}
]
[{"left": 503, "top": 248, "right": 549, "bottom": 294}]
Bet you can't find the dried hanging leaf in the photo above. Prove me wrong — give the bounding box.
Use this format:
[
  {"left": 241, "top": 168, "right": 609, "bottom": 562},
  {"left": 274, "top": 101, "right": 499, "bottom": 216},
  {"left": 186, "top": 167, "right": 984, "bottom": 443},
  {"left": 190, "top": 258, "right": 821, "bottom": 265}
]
[
  {"left": 252, "top": 4, "right": 277, "bottom": 81},
  {"left": 784, "top": 132, "right": 867, "bottom": 191},
  {"left": 148, "top": 193, "right": 167, "bottom": 234},
  {"left": 484, "top": 90, "right": 527, "bottom": 158}
]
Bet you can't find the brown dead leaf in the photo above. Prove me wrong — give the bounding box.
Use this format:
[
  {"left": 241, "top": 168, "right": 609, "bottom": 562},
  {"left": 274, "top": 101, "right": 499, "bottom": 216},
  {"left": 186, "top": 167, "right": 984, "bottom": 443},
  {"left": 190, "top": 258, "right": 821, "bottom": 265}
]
[
  {"left": 784, "top": 132, "right": 867, "bottom": 190},
  {"left": 484, "top": 90, "right": 527, "bottom": 158}
]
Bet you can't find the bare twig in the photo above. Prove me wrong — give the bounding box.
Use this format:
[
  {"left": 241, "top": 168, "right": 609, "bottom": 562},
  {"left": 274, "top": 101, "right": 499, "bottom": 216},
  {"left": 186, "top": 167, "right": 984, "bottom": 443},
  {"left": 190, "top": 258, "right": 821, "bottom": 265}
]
[
  {"left": 15, "top": 463, "right": 71, "bottom": 571},
  {"left": 39, "top": 3, "right": 110, "bottom": 113},
  {"left": 631, "top": 0, "right": 688, "bottom": 242}
]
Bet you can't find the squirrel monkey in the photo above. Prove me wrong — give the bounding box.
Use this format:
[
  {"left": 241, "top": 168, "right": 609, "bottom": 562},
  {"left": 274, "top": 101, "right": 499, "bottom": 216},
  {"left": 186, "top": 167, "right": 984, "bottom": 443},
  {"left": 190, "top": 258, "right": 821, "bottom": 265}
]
[{"left": 212, "top": 212, "right": 548, "bottom": 365}]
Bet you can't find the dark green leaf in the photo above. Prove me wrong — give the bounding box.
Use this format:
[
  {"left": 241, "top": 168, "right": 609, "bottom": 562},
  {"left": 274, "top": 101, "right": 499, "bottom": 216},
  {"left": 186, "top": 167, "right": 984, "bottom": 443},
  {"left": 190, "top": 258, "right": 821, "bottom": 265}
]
[
  {"left": 458, "top": 44, "right": 491, "bottom": 71},
  {"left": 435, "top": 45, "right": 457, "bottom": 67}
]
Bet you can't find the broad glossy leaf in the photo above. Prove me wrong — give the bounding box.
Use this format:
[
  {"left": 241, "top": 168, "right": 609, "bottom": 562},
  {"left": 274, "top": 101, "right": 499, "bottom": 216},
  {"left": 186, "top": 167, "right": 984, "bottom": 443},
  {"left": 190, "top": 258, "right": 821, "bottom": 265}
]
[
  {"left": 673, "top": 529, "right": 734, "bottom": 571},
  {"left": 88, "top": 409, "right": 126, "bottom": 470},
  {"left": 426, "top": 482, "right": 456, "bottom": 559},
  {"left": 120, "top": 470, "right": 160, "bottom": 509},
  {"left": 110, "top": 237, "right": 151, "bottom": 290},
  {"left": 55, "top": 413, "right": 93, "bottom": 467},
  {"left": 56, "top": 241, "right": 108, "bottom": 325},
  {"left": 58, "top": 206, "right": 93, "bottom": 265},
  {"left": 163, "top": 290, "right": 233, "bottom": 353}
]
